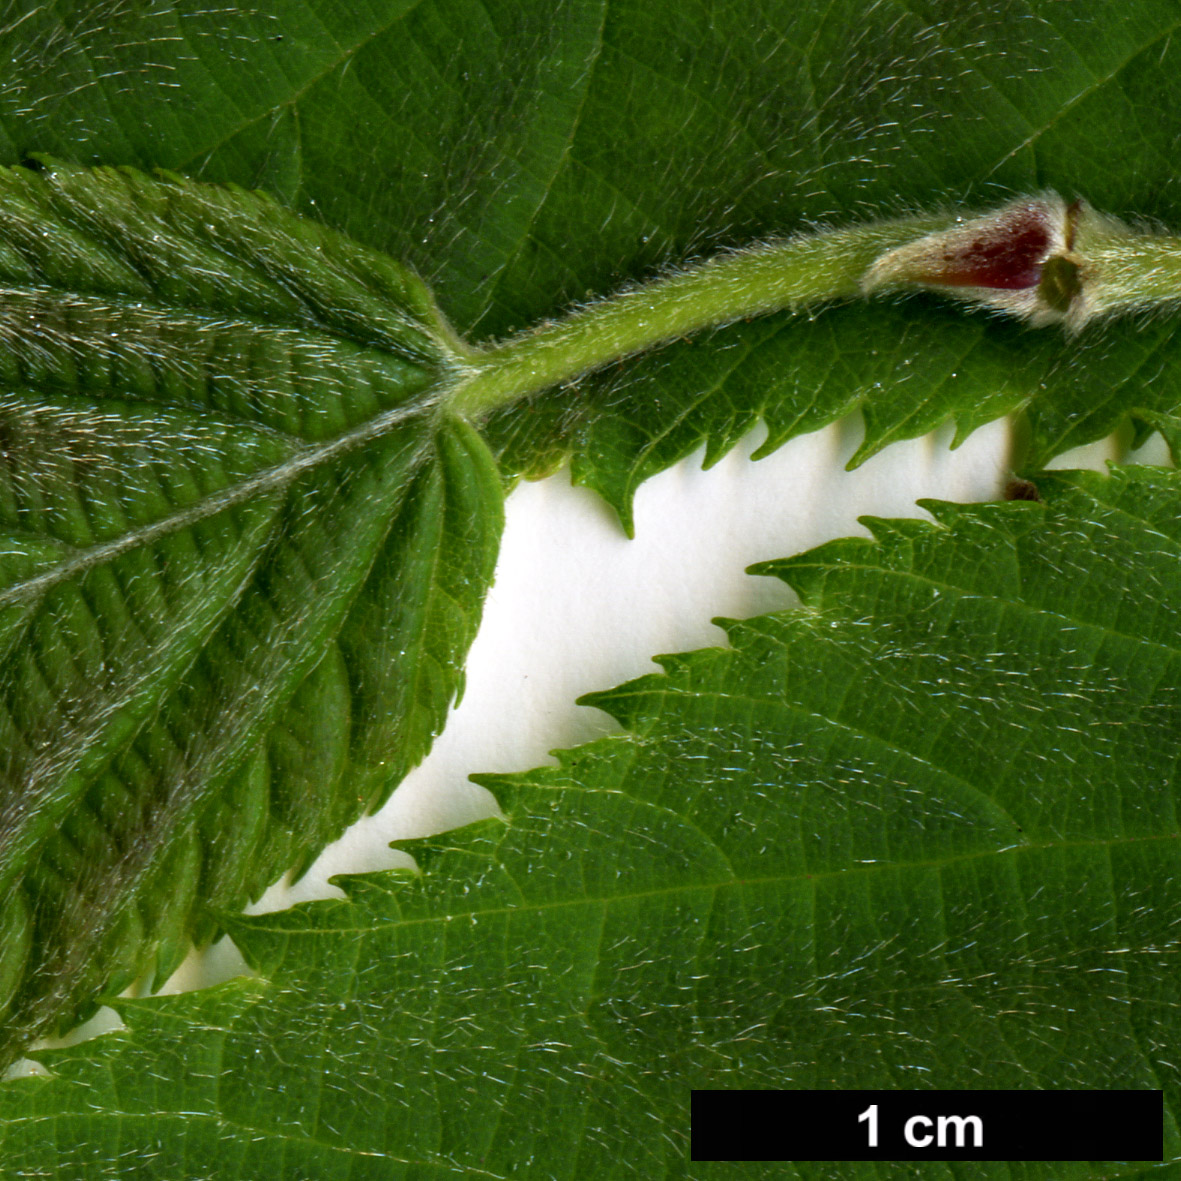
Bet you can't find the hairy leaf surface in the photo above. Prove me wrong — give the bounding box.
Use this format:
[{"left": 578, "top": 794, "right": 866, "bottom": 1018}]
[
  {"left": 3, "top": 466, "right": 1176, "bottom": 1178},
  {"left": 3, "top": 2, "right": 1181, "bottom": 528},
  {"left": 0, "top": 159, "right": 503, "bottom": 1063}
]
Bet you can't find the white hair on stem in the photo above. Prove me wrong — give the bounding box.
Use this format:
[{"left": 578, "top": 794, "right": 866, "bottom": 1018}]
[{"left": 448, "top": 194, "right": 1181, "bottom": 418}]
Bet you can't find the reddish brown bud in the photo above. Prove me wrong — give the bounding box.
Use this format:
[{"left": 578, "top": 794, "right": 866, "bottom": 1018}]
[
  {"left": 910, "top": 201, "right": 1051, "bottom": 290},
  {"left": 862, "top": 195, "right": 1083, "bottom": 325}
]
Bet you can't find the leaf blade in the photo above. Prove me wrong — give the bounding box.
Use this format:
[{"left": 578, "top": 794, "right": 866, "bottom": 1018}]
[
  {"left": 0, "top": 160, "right": 502, "bottom": 1060},
  {"left": 4, "top": 465, "right": 1176, "bottom": 1177}
]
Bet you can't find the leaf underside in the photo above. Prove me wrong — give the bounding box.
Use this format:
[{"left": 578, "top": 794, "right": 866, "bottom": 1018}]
[
  {"left": 3, "top": 465, "right": 1177, "bottom": 1179},
  {"left": 0, "top": 159, "right": 503, "bottom": 1064}
]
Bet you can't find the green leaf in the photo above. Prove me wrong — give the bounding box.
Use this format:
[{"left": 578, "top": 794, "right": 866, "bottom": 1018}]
[
  {"left": 5, "top": 2, "right": 1181, "bottom": 529},
  {"left": 4, "top": 465, "right": 1176, "bottom": 1178},
  {"left": 1, "top": 3, "right": 1181, "bottom": 1167},
  {"left": 0, "top": 158, "right": 503, "bottom": 1062}
]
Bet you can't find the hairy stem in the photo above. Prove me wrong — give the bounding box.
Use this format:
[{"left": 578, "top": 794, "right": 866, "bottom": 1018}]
[
  {"left": 448, "top": 193, "right": 1181, "bottom": 417},
  {"left": 447, "top": 213, "right": 955, "bottom": 417}
]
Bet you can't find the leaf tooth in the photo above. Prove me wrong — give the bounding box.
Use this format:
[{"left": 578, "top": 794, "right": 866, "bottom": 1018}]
[
  {"left": 88, "top": 902, "right": 148, "bottom": 1016},
  {"left": 857, "top": 513, "right": 934, "bottom": 547},
  {"left": 750, "top": 536, "right": 878, "bottom": 605},
  {"left": 148, "top": 825, "right": 203, "bottom": 992},
  {"left": 196, "top": 745, "right": 273, "bottom": 930}
]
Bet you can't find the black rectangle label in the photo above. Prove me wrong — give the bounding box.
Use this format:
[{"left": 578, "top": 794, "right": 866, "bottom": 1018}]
[{"left": 691, "top": 1089, "right": 1163, "bottom": 1162}]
